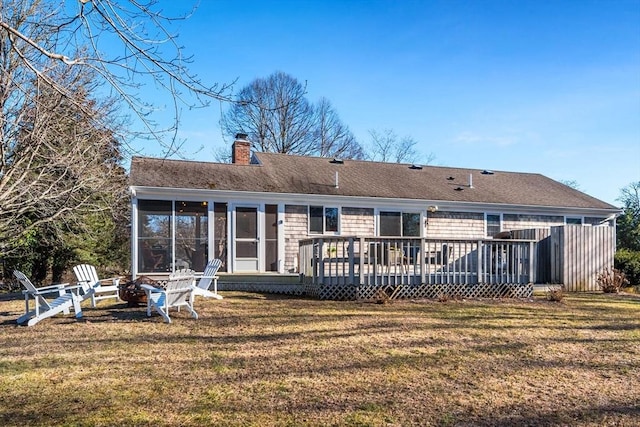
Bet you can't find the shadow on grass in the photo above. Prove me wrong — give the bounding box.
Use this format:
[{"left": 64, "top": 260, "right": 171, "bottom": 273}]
[{"left": 477, "top": 402, "right": 640, "bottom": 427}]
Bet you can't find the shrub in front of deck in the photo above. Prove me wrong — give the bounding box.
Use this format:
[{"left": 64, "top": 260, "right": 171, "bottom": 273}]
[
  {"left": 546, "top": 286, "right": 564, "bottom": 302},
  {"left": 597, "top": 268, "right": 629, "bottom": 293},
  {"left": 374, "top": 288, "right": 390, "bottom": 304}
]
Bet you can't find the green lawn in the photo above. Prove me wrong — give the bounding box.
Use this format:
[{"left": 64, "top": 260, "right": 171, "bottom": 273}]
[{"left": 0, "top": 292, "right": 638, "bottom": 426}]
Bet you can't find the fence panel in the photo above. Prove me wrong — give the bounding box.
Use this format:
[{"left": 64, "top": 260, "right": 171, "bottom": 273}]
[{"left": 557, "top": 225, "right": 615, "bottom": 292}]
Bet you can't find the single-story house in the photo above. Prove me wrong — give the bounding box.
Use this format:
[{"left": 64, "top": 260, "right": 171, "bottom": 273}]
[{"left": 129, "top": 134, "right": 620, "bottom": 296}]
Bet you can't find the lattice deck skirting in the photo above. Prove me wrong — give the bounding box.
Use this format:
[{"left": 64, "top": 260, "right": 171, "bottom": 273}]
[
  {"left": 218, "top": 282, "right": 305, "bottom": 296},
  {"left": 220, "top": 280, "right": 532, "bottom": 301},
  {"left": 305, "top": 282, "right": 533, "bottom": 301}
]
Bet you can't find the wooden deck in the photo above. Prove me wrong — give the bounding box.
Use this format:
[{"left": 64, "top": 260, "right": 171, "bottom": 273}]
[{"left": 299, "top": 236, "right": 536, "bottom": 300}]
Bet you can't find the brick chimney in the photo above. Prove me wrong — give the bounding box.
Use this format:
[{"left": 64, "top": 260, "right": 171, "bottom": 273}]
[{"left": 232, "top": 133, "right": 251, "bottom": 165}]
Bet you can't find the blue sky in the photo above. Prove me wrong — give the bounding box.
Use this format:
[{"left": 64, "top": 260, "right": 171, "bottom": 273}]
[{"left": 135, "top": 0, "right": 640, "bottom": 206}]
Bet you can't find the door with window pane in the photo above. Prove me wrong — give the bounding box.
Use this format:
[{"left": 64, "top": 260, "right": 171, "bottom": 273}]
[{"left": 235, "top": 206, "right": 259, "bottom": 271}]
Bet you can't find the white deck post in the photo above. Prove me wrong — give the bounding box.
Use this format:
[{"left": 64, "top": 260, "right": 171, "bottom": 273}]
[
  {"left": 476, "top": 240, "right": 483, "bottom": 285},
  {"left": 529, "top": 240, "right": 536, "bottom": 284}
]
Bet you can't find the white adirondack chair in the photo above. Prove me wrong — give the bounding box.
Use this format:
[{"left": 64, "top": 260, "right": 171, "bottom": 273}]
[
  {"left": 193, "top": 258, "right": 223, "bottom": 299},
  {"left": 141, "top": 275, "right": 198, "bottom": 323},
  {"left": 73, "top": 264, "right": 120, "bottom": 307},
  {"left": 14, "top": 270, "right": 84, "bottom": 326}
]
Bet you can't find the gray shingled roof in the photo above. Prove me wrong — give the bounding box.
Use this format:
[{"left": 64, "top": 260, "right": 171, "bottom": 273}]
[{"left": 130, "top": 152, "right": 616, "bottom": 210}]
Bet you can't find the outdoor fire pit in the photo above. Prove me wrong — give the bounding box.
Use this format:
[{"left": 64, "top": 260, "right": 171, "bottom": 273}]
[{"left": 118, "top": 276, "right": 163, "bottom": 307}]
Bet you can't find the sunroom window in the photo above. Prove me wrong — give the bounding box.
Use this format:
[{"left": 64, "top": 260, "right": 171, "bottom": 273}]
[
  {"left": 175, "top": 201, "right": 209, "bottom": 271},
  {"left": 138, "top": 200, "right": 172, "bottom": 273},
  {"left": 137, "top": 199, "right": 212, "bottom": 273}
]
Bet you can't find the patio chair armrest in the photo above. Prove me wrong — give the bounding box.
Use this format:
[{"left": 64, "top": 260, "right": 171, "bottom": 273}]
[
  {"left": 23, "top": 283, "right": 82, "bottom": 296},
  {"left": 140, "top": 284, "right": 163, "bottom": 293},
  {"left": 165, "top": 286, "right": 195, "bottom": 294},
  {"left": 23, "top": 283, "right": 67, "bottom": 293},
  {"left": 99, "top": 277, "right": 121, "bottom": 286}
]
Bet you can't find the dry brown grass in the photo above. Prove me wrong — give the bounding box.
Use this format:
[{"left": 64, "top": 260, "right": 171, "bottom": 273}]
[{"left": 0, "top": 292, "right": 638, "bottom": 426}]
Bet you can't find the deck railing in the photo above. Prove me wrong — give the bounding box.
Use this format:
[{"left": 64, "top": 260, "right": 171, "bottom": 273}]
[{"left": 299, "top": 236, "right": 536, "bottom": 299}]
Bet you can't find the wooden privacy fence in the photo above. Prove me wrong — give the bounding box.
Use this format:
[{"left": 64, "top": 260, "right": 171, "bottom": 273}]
[
  {"left": 299, "top": 236, "right": 536, "bottom": 300},
  {"left": 551, "top": 225, "right": 615, "bottom": 292},
  {"left": 512, "top": 225, "right": 615, "bottom": 292}
]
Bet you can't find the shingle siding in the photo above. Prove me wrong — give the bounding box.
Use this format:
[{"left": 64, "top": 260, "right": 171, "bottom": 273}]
[
  {"left": 341, "top": 207, "right": 375, "bottom": 236},
  {"left": 284, "top": 205, "right": 307, "bottom": 272},
  {"left": 427, "top": 211, "right": 485, "bottom": 239}
]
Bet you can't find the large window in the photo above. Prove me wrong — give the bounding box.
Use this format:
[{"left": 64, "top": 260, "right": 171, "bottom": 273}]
[
  {"left": 486, "top": 214, "right": 502, "bottom": 237},
  {"left": 309, "top": 206, "right": 339, "bottom": 234},
  {"left": 138, "top": 199, "right": 213, "bottom": 273},
  {"left": 175, "top": 201, "right": 208, "bottom": 271},
  {"left": 138, "top": 200, "right": 172, "bottom": 272},
  {"left": 379, "top": 211, "right": 421, "bottom": 236}
]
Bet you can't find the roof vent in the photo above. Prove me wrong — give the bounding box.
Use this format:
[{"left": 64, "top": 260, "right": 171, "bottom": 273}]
[
  {"left": 330, "top": 158, "right": 344, "bottom": 164},
  {"left": 481, "top": 170, "right": 494, "bottom": 175},
  {"left": 446, "top": 176, "right": 455, "bottom": 181},
  {"left": 454, "top": 186, "right": 464, "bottom": 191},
  {"left": 409, "top": 164, "right": 423, "bottom": 170}
]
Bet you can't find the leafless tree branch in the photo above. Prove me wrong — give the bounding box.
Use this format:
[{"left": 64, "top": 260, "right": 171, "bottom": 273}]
[
  {"left": 1, "top": 0, "right": 235, "bottom": 153},
  {"left": 367, "top": 128, "right": 435, "bottom": 165}
]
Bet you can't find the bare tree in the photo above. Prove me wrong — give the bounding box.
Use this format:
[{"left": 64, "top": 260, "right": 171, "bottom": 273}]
[
  {"left": 0, "top": 0, "right": 232, "bottom": 152},
  {"left": 367, "top": 129, "right": 435, "bottom": 164},
  {"left": 221, "top": 71, "right": 317, "bottom": 155},
  {"left": 314, "top": 97, "right": 364, "bottom": 159},
  {"left": 221, "top": 71, "right": 364, "bottom": 159}
]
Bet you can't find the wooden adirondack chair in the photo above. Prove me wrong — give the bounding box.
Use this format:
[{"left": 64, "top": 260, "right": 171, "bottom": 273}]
[
  {"left": 14, "top": 270, "right": 84, "bottom": 326},
  {"left": 73, "top": 264, "right": 120, "bottom": 307},
  {"left": 141, "top": 275, "right": 198, "bottom": 323},
  {"left": 192, "top": 258, "right": 223, "bottom": 299}
]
